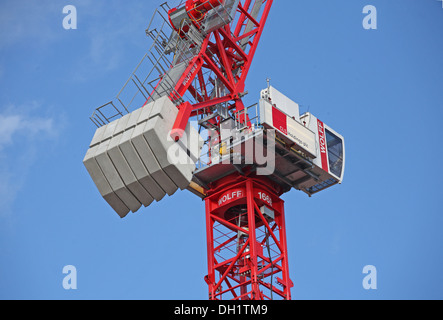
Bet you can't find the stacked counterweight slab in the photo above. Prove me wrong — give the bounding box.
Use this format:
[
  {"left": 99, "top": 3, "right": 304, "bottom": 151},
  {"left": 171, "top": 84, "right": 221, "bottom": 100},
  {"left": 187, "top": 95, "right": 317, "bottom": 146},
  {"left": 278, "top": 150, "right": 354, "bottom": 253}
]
[{"left": 83, "top": 96, "right": 203, "bottom": 218}]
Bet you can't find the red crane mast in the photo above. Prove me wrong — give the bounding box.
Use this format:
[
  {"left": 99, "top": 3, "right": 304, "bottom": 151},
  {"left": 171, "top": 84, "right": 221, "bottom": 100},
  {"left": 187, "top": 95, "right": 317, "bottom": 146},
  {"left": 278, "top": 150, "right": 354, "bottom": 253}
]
[{"left": 155, "top": 0, "right": 293, "bottom": 300}]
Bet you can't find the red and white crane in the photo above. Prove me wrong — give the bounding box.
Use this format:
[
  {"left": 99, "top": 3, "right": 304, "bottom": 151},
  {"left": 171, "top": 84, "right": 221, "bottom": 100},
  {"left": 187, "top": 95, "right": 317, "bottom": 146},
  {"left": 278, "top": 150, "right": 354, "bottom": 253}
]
[{"left": 84, "top": 0, "right": 345, "bottom": 300}]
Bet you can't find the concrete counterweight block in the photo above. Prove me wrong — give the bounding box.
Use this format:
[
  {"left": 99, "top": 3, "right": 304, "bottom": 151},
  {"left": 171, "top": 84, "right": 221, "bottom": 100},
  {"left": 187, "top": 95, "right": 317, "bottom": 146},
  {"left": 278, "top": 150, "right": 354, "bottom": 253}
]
[
  {"left": 83, "top": 145, "right": 130, "bottom": 218},
  {"left": 113, "top": 106, "right": 166, "bottom": 202},
  {"left": 95, "top": 138, "right": 142, "bottom": 213},
  {"left": 83, "top": 95, "right": 204, "bottom": 218},
  {"left": 119, "top": 127, "right": 167, "bottom": 202},
  {"left": 142, "top": 97, "right": 195, "bottom": 190},
  {"left": 131, "top": 120, "right": 178, "bottom": 196},
  {"left": 107, "top": 125, "right": 154, "bottom": 208}
]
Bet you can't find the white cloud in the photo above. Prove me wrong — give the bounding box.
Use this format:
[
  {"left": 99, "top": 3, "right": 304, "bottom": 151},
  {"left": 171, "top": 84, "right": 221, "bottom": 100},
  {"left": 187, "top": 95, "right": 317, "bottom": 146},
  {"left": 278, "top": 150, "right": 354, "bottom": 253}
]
[
  {"left": 0, "top": 115, "right": 21, "bottom": 148},
  {"left": 0, "top": 103, "right": 63, "bottom": 216},
  {"left": 0, "top": 113, "right": 55, "bottom": 151}
]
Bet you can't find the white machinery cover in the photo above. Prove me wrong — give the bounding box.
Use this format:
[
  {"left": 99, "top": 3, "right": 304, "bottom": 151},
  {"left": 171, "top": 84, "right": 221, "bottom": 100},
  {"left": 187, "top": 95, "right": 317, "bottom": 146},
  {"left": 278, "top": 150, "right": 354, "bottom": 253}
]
[{"left": 259, "top": 98, "right": 317, "bottom": 158}]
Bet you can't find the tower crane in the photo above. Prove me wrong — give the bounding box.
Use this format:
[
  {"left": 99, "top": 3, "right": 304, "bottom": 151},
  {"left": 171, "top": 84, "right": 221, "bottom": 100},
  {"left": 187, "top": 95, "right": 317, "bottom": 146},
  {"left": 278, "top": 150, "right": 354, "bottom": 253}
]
[{"left": 83, "top": 0, "right": 345, "bottom": 300}]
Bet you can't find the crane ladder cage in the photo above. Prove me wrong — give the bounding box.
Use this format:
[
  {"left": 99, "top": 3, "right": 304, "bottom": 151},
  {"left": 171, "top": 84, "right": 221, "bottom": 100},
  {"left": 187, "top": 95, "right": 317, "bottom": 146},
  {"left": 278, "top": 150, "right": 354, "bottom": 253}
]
[
  {"left": 211, "top": 216, "right": 286, "bottom": 300},
  {"left": 205, "top": 178, "right": 292, "bottom": 300}
]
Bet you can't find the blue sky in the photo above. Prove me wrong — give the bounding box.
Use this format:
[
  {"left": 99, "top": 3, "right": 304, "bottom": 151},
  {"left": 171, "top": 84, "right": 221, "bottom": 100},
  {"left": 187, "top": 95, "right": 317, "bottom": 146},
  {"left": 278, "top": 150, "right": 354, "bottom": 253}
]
[{"left": 0, "top": 0, "right": 442, "bottom": 300}]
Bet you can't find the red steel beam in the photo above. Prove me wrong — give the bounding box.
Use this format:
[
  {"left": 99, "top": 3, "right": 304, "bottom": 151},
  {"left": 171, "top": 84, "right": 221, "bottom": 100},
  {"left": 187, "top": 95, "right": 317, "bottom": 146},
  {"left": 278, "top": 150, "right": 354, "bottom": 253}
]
[{"left": 168, "top": 0, "right": 273, "bottom": 140}]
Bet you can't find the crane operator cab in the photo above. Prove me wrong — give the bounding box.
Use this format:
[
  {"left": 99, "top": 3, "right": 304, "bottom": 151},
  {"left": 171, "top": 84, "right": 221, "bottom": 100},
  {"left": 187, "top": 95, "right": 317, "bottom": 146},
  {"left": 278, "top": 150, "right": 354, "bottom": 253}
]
[
  {"left": 259, "top": 86, "right": 345, "bottom": 196},
  {"left": 299, "top": 112, "right": 345, "bottom": 194}
]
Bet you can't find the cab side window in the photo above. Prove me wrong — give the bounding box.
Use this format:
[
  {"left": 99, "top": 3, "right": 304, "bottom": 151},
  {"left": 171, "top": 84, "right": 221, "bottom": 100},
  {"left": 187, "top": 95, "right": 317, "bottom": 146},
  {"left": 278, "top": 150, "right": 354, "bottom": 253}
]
[{"left": 325, "top": 129, "right": 343, "bottom": 178}]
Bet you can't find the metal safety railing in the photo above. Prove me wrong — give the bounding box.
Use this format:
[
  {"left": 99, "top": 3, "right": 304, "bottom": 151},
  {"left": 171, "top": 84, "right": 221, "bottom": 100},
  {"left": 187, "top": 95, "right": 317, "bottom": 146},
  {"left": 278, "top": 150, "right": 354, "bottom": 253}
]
[
  {"left": 196, "top": 102, "right": 263, "bottom": 170},
  {"left": 89, "top": 0, "right": 240, "bottom": 128},
  {"left": 233, "top": 103, "right": 261, "bottom": 131}
]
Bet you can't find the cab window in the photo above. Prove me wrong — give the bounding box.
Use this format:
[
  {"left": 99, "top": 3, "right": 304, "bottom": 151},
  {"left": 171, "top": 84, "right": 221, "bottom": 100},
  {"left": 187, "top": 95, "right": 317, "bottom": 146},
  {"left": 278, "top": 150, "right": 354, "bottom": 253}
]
[{"left": 325, "top": 129, "right": 343, "bottom": 178}]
